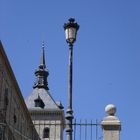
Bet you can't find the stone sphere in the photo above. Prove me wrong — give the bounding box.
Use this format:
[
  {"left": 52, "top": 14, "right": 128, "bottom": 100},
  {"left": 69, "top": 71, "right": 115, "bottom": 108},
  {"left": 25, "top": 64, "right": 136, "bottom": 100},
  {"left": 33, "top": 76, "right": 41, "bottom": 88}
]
[{"left": 105, "top": 104, "right": 116, "bottom": 116}]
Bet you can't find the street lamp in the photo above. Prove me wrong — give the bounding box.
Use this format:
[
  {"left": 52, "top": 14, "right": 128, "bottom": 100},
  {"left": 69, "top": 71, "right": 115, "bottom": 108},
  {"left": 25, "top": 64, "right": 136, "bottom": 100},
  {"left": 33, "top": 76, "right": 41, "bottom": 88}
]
[
  {"left": 64, "top": 18, "right": 79, "bottom": 45},
  {"left": 64, "top": 18, "right": 79, "bottom": 140}
]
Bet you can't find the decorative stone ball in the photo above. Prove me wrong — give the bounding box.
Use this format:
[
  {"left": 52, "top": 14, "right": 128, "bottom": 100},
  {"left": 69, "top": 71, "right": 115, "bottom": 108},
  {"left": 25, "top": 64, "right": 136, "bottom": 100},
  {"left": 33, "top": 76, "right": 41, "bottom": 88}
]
[{"left": 105, "top": 104, "right": 116, "bottom": 116}]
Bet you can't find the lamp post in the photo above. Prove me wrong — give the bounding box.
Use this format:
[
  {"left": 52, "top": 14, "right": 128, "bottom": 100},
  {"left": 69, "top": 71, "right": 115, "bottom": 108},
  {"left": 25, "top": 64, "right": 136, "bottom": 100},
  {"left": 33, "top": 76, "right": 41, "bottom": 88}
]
[{"left": 64, "top": 18, "right": 79, "bottom": 140}]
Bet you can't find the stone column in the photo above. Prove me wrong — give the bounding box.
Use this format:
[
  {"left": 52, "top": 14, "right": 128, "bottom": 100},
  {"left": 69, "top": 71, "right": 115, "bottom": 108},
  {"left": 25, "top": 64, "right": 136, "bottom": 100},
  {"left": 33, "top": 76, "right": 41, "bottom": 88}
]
[{"left": 101, "top": 104, "right": 121, "bottom": 140}]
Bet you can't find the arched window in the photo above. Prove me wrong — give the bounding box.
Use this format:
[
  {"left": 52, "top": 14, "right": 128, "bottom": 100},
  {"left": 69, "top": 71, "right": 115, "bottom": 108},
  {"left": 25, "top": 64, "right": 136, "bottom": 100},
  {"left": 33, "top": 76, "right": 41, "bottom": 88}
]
[{"left": 43, "top": 127, "right": 50, "bottom": 138}]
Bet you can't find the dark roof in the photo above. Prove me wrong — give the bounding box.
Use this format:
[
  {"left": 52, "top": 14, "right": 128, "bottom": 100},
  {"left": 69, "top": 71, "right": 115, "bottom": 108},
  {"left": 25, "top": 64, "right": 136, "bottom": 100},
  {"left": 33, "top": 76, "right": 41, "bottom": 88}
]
[{"left": 25, "top": 88, "right": 60, "bottom": 110}]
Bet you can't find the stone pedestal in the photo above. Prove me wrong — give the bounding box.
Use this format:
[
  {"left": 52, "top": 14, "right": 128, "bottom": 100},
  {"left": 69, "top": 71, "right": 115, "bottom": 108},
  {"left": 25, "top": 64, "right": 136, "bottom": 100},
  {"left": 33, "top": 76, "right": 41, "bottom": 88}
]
[{"left": 101, "top": 104, "right": 121, "bottom": 140}]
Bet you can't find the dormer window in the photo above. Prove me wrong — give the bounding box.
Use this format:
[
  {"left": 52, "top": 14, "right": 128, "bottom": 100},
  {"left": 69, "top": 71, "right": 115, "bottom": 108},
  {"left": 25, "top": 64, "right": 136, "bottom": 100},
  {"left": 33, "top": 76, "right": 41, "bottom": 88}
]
[
  {"left": 34, "top": 95, "right": 45, "bottom": 109},
  {"left": 43, "top": 127, "right": 50, "bottom": 138}
]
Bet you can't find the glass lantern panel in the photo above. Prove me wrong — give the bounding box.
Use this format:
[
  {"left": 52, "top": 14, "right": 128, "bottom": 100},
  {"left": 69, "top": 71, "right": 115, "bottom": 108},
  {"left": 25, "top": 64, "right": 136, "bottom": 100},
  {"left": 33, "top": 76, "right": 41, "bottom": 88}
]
[
  {"left": 68, "top": 27, "right": 76, "bottom": 40},
  {"left": 65, "top": 27, "right": 76, "bottom": 43},
  {"left": 65, "top": 29, "right": 68, "bottom": 40}
]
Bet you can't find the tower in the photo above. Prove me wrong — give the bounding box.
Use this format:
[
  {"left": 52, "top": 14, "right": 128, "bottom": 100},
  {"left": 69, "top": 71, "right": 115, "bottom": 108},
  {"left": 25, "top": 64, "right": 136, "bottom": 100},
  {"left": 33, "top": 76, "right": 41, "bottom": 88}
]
[{"left": 25, "top": 46, "right": 65, "bottom": 140}]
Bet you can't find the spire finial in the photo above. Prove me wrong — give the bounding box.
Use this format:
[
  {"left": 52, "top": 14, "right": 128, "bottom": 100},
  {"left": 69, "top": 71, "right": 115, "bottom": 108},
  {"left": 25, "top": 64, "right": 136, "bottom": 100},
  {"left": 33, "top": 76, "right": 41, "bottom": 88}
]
[
  {"left": 33, "top": 42, "right": 49, "bottom": 90},
  {"left": 42, "top": 41, "right": 45, "bottom": 47},
  {"left": 39, "top": 42, "right": 46, "bottom": 69}
]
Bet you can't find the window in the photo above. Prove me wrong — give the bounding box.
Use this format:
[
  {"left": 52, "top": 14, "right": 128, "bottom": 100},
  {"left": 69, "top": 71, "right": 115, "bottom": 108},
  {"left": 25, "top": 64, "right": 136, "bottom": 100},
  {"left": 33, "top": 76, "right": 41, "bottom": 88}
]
[
  {"left": 34, "top": 95, "right": 45, "bottom": 109},
  {"left": 4, "top": 88, "right": 9, "bottom": 107},
  {"left": 43, "top": 127, "right": 50, "bottom": 138},
  {"left": 13, "top": 114, "right": 17, "bottom": 123}
]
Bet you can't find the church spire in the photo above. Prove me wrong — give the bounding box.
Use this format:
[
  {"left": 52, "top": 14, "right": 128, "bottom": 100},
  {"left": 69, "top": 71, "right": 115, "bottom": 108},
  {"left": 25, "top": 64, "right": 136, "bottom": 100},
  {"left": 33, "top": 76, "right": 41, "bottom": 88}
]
[
  {"left": 33, "top": 43, "right": 49, "bottom": 90},
  {"left": 39, "top": 42, "right": 46, "bottom": 69}
]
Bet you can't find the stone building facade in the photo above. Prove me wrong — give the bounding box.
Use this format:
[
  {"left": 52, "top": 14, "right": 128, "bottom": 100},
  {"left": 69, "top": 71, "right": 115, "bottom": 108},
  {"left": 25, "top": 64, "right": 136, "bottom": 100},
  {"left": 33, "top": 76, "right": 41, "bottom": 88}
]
[
  {"left": 25, "top": 46, "right": 65, "bottom": 140},
  {"left": 0, "top": 41, "right": 40, "bottom": 140}
]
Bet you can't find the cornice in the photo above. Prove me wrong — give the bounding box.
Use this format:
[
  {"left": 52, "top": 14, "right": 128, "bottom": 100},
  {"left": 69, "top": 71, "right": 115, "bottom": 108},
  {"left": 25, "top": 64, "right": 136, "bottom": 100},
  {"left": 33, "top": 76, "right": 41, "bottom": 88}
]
[{"left": 29, "top": 109, "right": 64, "bottom": 115}]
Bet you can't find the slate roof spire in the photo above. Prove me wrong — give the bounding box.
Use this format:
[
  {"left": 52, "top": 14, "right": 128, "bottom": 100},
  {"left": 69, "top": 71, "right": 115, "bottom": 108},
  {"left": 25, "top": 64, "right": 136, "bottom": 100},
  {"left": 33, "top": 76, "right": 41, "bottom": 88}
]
[
  {"left": 33, "top": 43, "right": 49, "bottom": 90},
  {"left": 39, "top": 42, "right": 46, "bottom": 69}
]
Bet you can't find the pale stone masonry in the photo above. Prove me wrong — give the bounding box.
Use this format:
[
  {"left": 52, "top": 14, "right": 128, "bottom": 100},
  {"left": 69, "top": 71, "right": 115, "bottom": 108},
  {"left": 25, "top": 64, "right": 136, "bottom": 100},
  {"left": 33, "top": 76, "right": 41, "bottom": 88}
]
[
  {"left": 101, "top": 104, "right": 121, "bottom": 140},
  {"left": 30, "top": 110, "right": 64, "bottom": 140}
]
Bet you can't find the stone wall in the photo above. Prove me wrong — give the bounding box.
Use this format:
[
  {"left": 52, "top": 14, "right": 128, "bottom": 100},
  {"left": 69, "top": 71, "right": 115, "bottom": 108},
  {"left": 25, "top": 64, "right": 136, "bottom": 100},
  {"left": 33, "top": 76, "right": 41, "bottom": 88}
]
[
  {"left": 30, "top": 110, "right": 64, "bottom": 140},
  {"left": 0, "top": 41, "right": 40, "bottom": 140}
]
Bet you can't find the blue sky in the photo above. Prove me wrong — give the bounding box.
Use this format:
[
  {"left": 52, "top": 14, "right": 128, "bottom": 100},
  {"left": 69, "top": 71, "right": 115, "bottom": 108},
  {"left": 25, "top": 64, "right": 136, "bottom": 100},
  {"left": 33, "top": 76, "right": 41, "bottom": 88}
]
[{"left": 0, "top": 0, "right": 140, "bottom": 139}]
